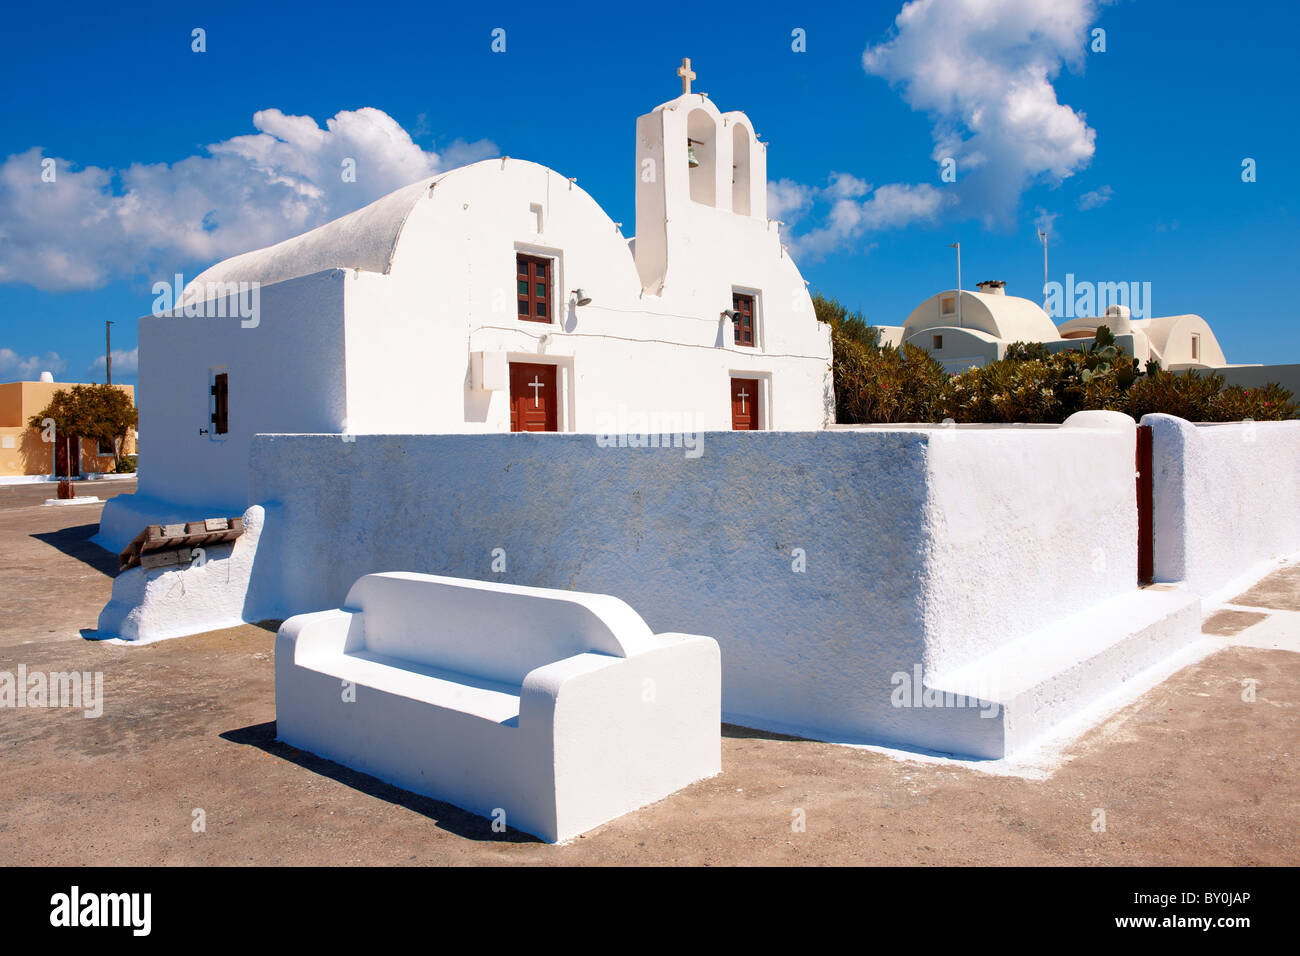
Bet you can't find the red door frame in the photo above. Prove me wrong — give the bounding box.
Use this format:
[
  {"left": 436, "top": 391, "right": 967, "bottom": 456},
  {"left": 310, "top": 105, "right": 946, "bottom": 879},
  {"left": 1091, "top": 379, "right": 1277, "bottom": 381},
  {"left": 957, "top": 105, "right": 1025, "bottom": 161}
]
[
  {"left": 55, "top": 435, "right": 80, "bottom": 478},
  {"left": 1136, "top": 424, "right": 1154, "bottom": 585},
  {"left": 730, "top": 377, "right": 760, "bottom": 431},
  {"left": 509, "top": 362, "right": 558, "bottom": 432}
]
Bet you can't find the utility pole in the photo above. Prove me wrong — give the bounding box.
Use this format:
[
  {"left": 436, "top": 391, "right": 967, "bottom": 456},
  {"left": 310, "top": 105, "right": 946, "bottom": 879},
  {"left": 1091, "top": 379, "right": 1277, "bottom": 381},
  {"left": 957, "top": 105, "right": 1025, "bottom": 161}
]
[
  {"left": 105, "top": 321, "right": 114, "bottom": 385},
  {"left": 950, "top": 242, "right": 962, "bottom": 328},
  {"left": 1038, "top": 229, "right": 1049, "bottom": 312}
]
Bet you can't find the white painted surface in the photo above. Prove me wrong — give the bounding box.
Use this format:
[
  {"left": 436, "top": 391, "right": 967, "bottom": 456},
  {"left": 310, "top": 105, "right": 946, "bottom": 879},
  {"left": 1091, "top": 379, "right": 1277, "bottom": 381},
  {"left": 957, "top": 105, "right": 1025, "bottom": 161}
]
[
  {"left": 1145, "top": 414, "right": 1300, "bottom": 596},
  {"left": 95, "top": 505, "right": 265, "bottom": 643},
  {"left": 125, "top": 88, "right": 831, "bottom": 525},
  {"left": 275, "top": 572, "right": 721, "bottom": 842},
  {"left": 240, "top": 420, "right": 1193, "bottom": 758},
  {"left": 902, "top": 289, "right": 1061, "bottom": 349},
  {"left": 133, "top": 270, "right": 347, "bottom": 516}
]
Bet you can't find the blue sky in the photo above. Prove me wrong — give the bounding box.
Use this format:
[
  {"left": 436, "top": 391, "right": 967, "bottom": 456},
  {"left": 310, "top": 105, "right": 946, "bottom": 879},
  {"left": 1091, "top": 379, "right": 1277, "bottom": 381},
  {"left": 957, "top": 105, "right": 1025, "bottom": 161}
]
[{"left": 2, "top": 0, "right": 1297, "bottom": 386}]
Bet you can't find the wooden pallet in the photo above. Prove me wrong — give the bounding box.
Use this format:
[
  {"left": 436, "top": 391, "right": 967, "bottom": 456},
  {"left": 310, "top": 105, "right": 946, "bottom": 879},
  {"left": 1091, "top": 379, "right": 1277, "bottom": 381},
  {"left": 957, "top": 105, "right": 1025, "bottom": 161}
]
[{"left": 118, "top": 517, "right": 245, "bottom": 572}]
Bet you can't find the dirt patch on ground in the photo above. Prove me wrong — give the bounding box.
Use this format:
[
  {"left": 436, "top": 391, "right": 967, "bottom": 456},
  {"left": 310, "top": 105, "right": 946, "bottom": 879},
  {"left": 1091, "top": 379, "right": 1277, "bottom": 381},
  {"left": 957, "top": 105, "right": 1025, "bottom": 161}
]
[
  {"left": 1203, "top": 609, "right": 1270, "bottom": 636},
  {"left": 1, "top": 485, "right": 1296, "bottom": 865},
  {"left": 1231, "top": 565, "right": 1300, "bottom": 612}
]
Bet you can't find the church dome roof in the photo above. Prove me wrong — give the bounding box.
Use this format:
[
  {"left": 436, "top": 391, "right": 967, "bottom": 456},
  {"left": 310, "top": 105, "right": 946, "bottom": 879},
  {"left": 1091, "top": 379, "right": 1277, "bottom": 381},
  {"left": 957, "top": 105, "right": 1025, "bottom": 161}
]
[
  {"left": 180, "top": 171, "right": 453, "bottom": 304},
  {"left": 901, "top": 290, "right": 1061, "bottom": 344}
]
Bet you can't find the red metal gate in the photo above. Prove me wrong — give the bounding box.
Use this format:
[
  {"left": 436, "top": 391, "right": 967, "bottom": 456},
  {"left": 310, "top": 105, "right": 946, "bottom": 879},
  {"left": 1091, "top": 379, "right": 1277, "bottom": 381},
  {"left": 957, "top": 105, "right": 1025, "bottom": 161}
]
[{"left": 1136, "top": 424, "right": 1153, "bottom": 585}]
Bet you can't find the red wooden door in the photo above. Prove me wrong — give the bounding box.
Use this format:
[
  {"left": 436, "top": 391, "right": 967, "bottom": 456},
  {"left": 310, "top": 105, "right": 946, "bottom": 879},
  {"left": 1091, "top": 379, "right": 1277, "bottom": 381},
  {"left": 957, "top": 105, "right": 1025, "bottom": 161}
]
[
  {"left": 1136, "top": 424, "right": 1153, "bottom": 585},
  {"left": 730, "top": 377, "right": 759, "bottom": 430},
  {"left": 55, "top": 435, "right": 79, "bottom": 477},
  {"left": 510, "top": 362, "right": 558, "bottom": 432}
]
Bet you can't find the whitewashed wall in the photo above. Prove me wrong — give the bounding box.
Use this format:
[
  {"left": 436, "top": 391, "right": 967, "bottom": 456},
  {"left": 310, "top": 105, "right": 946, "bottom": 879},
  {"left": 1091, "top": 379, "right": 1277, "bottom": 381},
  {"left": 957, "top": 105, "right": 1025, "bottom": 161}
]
[
  {"left": 1145, "top": 414, "right": 1300, "bottom": 597},
  {"left": 242, "top": 420, "right": 1140, "bottom": 756},
  {"left": 342, "top": 159, "right": 830, "bottom": 436},
  {"left": 137, "top": 270, "right": 347, "bottom": 512},
  {"left": 95, "top": 272, "right": 348, "bottom": 552},
  {"left": 113, "top": 156, "right": 831, "bottom": 543},
  {"left": 923, "top": 411, "right": 1138, "bottom": 674}
]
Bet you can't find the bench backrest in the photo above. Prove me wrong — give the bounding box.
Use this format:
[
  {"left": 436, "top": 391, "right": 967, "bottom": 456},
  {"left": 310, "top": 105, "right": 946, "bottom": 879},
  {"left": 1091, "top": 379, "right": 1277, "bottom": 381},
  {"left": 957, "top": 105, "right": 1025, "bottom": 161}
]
[{"left": 343, "top": 572, "right": 658, "bottom": 687}]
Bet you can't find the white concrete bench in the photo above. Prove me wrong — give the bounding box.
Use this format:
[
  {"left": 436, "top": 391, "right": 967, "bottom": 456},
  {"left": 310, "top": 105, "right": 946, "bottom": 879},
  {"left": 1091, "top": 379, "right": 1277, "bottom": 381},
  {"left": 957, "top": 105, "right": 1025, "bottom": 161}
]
[{"left": 274, "top": 571, "right": 721, "bottom": 842}]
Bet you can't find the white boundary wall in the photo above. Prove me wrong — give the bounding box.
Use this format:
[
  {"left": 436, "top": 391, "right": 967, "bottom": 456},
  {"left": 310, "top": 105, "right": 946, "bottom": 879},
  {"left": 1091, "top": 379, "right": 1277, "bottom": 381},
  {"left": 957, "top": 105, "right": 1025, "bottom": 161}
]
[
  {"left": 1144, "top": 414, "right": 1300, "bottom": 597},
  {"left": 241, "top": 416, "right": 1144, "bottom": 757}
]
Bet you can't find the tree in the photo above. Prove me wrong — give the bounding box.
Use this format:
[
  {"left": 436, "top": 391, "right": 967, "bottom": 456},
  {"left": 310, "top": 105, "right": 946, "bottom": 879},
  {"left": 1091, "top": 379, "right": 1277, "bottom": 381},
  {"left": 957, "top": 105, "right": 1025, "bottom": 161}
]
[{"left": 29, "top": 384, "right": 138, "bottom": 469}]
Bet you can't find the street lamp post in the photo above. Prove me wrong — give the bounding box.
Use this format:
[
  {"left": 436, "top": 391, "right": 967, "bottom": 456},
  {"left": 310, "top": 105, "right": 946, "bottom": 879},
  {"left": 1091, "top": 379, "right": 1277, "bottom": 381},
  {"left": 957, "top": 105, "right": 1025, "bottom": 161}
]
[{"left": 950, "top": 242, "right": 962, "bottom": 328}]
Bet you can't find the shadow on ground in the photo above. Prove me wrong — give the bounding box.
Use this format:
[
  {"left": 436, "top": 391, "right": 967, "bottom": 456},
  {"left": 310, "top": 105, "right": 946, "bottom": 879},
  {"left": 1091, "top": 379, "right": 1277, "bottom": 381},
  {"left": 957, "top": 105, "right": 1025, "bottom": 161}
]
[
  {"left": 220, "top": 720, "right": 539, "bottom": 844},
  {"left": 721, "top": 722, "right": 813, "bottom": 743},
  {"left": 31, "top": 523, "right": 117, "bottom": 577}
]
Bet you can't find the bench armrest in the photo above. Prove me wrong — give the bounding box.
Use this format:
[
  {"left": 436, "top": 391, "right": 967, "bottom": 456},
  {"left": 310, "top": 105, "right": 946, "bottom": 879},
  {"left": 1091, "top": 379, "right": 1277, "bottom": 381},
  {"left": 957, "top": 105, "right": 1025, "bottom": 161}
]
[{"left": 276, "top": 608, "right": 364, "bottom": 667}]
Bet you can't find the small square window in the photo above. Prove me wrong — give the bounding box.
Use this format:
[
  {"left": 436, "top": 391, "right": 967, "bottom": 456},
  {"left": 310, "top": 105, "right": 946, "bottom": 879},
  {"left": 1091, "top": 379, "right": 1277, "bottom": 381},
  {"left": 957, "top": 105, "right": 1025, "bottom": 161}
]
[
  {"left": 933, "top": 334, "right": 943, "bottom": 350},
  {"left": 516, "top": 253, "right": 553, "bottom": 324},
  {"left": 732, "top": 292, "right": 756, "bottom": 347},
  {"left": 940, "top": 296, "right": 956, "bottom": 316}
]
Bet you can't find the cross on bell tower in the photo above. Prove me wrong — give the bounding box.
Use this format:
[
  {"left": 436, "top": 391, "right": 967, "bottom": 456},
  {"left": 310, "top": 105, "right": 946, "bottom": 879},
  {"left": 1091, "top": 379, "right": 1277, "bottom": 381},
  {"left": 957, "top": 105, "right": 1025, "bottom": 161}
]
[{"left": 677, "top": 57, "right": 696, "bottom": 95}]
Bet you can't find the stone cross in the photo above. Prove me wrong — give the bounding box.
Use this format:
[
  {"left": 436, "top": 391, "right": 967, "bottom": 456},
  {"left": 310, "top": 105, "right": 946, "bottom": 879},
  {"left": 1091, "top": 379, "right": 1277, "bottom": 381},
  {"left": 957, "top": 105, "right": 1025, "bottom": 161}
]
[{"left": 677, "top": 58, "right": 696, "bottom": 95}]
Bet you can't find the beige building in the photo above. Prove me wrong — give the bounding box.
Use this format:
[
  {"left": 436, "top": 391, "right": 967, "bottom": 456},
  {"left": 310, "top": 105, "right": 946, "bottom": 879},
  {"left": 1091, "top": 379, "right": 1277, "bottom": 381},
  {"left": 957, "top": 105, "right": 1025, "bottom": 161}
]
[{"left": 0, "top": 379, "right": 136, "bottom": 478}]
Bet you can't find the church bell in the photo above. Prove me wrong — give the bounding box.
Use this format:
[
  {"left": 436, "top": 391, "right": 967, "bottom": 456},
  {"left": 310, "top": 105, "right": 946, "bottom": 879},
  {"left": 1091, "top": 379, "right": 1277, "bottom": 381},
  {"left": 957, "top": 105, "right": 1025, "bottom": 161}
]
[{"left": 687, "top": 140, "right": 700, "bottom": 168}]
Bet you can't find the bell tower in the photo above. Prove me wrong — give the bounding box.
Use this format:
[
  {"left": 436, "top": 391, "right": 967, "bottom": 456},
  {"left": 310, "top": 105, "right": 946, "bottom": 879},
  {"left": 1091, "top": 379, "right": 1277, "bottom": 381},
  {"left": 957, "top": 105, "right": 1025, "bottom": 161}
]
[{"left": 633, "top": 59, "right": 768, "bottom": 295}]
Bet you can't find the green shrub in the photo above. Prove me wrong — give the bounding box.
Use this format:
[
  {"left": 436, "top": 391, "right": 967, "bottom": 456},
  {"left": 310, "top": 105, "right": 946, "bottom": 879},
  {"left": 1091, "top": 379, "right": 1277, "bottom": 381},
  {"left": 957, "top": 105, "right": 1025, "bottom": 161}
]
[
  {"left": 1215, "top": 382, "right": 1299, "bottom": 421},
  {"left": 815, "top": 291, "right": 947, "bottom": 423},
  {"left": 819, "top": 302, "right": 1299, "bottom": 425}
]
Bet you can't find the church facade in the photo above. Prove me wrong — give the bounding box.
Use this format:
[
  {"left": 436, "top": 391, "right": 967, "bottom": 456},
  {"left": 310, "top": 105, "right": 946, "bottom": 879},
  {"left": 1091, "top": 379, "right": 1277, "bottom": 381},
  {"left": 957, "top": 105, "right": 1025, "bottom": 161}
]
[{"left": 122, "top": 72, "right": 833, "bottom": 520}]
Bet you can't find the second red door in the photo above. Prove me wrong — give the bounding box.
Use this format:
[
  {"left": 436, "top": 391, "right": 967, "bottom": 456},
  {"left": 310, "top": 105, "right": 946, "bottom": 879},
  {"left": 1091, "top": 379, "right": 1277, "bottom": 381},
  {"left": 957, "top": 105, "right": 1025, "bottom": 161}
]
[
  {"left": 731, "top": 377, "right": 760, "bottom": 430},
  {"left": 510, "top": 362, "right": 558, "bottom": 432}
]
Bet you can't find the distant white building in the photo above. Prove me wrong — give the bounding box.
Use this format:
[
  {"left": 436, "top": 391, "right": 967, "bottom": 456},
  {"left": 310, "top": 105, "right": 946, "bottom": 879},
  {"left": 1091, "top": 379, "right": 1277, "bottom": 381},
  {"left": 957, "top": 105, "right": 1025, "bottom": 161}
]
[
  {"left": 104, "top": 62, "right": 832, "bottom": 534},
  {"left": 873, "top": 280, "right": 1233, "bottom": 375}
]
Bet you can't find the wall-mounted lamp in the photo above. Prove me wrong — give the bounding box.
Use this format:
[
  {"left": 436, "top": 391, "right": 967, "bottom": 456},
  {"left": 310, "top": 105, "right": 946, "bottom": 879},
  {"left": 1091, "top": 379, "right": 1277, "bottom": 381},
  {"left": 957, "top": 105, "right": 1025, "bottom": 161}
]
[{"left": 571, "top": 289, "right": 593, "bottom": 306}]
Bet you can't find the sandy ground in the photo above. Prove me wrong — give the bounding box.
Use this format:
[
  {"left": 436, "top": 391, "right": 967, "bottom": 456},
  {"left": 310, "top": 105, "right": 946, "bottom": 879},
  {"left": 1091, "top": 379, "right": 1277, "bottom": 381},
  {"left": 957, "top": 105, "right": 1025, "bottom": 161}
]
[{"left": 0, "top": 483, "right": 1295, "bottom": 865}]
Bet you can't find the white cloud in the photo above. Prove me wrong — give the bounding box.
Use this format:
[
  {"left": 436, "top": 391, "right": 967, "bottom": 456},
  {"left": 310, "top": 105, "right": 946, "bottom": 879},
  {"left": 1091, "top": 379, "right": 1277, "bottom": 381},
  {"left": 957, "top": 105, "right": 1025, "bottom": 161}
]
[
  {"left": 826, "top": 172, "right": 873, "bottom": 200},
  {"left": 767, "top": 178, "right": 817, "bottom": 224},
  {"left": 1077, "top": 184, "right": 1112, "bottom": 210},
  {"left": 89, "top": 347, "right": 138, "bottom": 377},
  {"left": 0, "top": 108, "right": 497, "bottom": 291},
  {"left": 770, "top": 176, "right": 950, "bottom": 259},
  {"left": 0, "top": 347, "right": 67, "bottom": 380},
  {"left": 864, "top": 0, "right": 1100, "bottom": 225},
  {"left": 1034, "top": 206, "right": 1060, "bottom": 237}
]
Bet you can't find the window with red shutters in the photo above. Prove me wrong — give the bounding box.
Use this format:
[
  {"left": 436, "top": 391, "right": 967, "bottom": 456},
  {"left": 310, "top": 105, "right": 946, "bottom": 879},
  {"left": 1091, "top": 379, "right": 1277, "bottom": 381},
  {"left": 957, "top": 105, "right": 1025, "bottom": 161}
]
[
  {"left": 517, "top": 253, "right": 552, "bottom": 323},
  {"left": 732, "top": 292, "right": 756, "bottom": 347},
  {"left": 211, "top": 373, "right": 229, "bottom": 435}
]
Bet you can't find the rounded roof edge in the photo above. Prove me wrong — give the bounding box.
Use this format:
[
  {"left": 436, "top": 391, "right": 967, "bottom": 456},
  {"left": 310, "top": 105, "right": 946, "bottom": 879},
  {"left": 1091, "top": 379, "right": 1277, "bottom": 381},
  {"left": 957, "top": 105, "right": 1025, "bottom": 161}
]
[
  {"left": 181, "top": 169, "right": 459, "bottom": 302},
  {"left": 903, "top": 290, "right": 1061, "bottom": 343}
]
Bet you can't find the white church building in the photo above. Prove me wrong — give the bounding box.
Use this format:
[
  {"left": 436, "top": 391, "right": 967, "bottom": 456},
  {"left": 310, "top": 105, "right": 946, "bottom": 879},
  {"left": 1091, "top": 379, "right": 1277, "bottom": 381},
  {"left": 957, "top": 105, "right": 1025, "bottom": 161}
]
[
  {"left": 90, "top": 64, "right": 1300, "bottom": 776},
  {"left": 112, "top": 63, "right": 832, "bottom": 527}
]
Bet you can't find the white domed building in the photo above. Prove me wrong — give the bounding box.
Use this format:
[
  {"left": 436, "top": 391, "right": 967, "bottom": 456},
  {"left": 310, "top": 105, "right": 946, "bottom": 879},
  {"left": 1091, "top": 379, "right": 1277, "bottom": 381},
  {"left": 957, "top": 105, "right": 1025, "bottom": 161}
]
[{"left": 875, "top": 280, "right": 1233, "bottom": 375}]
